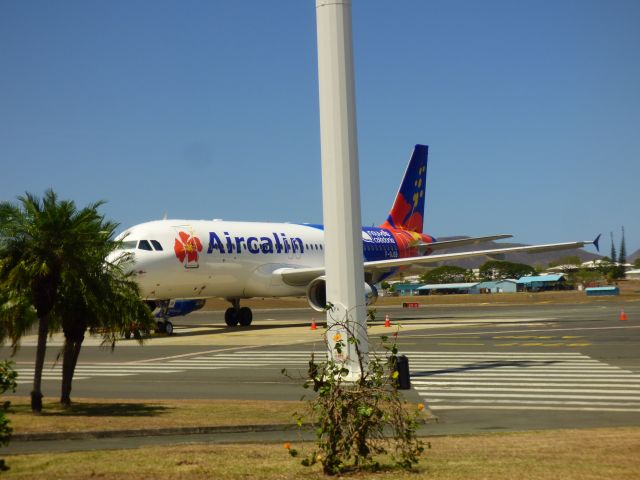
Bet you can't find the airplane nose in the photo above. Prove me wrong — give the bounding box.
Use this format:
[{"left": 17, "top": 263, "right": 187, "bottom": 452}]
[{"left": 106, "top": 249, "right": 139, "bottom": 273}]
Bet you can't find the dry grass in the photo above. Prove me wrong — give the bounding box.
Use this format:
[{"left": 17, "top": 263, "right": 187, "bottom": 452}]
[
  {"left": 7, "top": 398, "right": 304, "bottom": 434},
  {"left": 3, "top": 427, "right": 640, "bottom": 479}
]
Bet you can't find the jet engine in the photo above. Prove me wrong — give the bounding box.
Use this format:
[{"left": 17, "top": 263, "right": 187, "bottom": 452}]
[{"left": 305, "top": 276, "right": 379, "bottom": 312}]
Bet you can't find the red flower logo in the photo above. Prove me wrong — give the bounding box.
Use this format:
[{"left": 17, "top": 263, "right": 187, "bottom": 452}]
[{"left": 174, "top": 231, "right": 203, "bottom": 265}]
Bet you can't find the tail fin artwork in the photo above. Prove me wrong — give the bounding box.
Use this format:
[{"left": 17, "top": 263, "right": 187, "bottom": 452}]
[{"left": 380, "top": 144, "right": 429, "bottom": 233}]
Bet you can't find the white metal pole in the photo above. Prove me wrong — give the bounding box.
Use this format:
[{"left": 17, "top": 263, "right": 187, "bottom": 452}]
[{"left": 315, "top": 0, "right": 368, "bottom": 378}]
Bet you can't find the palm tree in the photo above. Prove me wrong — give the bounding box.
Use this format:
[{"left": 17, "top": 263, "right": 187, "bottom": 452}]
[
  {"left": 56, "top": 241, "right": 153, "bottom": 406},
  {"left": 0, "top": 190, "right": 153, "bottom": 411},
  {"left": 0, "top": 289, "right": 37, "bottom": 352}
]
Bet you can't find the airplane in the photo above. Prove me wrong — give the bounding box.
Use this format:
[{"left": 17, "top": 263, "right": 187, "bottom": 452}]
[{"left": 115, "top": 144, "right": 600, "bottom": 334}]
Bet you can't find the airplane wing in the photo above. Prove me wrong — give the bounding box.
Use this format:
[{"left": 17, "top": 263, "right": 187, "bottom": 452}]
[{"left": 277, "top": 237, "right": 599, "bottom": 287}]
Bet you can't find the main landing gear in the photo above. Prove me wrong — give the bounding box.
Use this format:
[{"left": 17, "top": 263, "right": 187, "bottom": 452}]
[{"left": 224, "top": 298, "right": 253, "bottom": 327}]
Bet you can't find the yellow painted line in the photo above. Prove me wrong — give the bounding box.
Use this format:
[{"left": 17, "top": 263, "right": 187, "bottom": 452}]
[
  {"left": 562, "top": 336, "right": 584, "bottom": 339},
  {"left": 493, "top": 335, "right": 555, "bottom": 339},
  {"left": 493, "top": 341, "right": 592, "bottom": 348},
  {"left": 437, "top": 342, "right": 486, "bottom": 346},
  {"left": 408, "top": 335, "right": 481, "bottom": 339}
]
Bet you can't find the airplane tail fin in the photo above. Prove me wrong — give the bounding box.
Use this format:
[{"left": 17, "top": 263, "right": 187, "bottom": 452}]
[{"left": 380, "top": 144, "right": 429, "bottom": 234}]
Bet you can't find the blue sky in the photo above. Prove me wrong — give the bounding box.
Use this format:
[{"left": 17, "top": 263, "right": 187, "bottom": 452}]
[{"left": 1, "top": 0, "right": 639, "bottom": 254}]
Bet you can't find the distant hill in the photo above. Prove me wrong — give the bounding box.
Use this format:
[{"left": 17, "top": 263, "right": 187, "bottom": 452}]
[
  {"left": 428, "top": 236, "right": 602, "bottom": 270},
  {"left": 629, "top": 249, "right": 640, "bottom": 264}
]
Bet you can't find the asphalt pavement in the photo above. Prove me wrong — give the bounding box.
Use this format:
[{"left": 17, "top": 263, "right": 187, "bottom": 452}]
[{"left": 3, "top": 301, "right": 640, "bottom": 453}]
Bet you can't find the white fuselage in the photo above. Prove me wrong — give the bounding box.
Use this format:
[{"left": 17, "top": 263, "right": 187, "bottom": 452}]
[{"left": 117, "top": 220, "right": 328, "bottom": 300}]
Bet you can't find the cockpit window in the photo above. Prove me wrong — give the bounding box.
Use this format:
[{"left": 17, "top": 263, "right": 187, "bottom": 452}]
[
  {"left": 121, "top": 240, "right": 137, "bottom": 250},
  {"left": 151, "top": 240, "right": 163, "bottom": 251},
  {"left": 138, "top": 240, "right": 153, "bottom": 251}
]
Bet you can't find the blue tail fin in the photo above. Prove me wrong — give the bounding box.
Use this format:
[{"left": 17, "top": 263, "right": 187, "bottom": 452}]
[{"left": 380, "top": 145, "right": 429, "bottom": 233}]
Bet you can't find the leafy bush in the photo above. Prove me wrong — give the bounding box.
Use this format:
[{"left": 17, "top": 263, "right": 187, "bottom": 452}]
[
  {"left": 0, "top": 361, "right": 17, "bottom": 471},
  {"left": 285, "top": 308, "right": 426, "bottom": 475}
]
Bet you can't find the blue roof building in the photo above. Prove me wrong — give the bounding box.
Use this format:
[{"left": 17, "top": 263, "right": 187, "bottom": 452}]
[
  {"left": 392, "top": 283, "right": 424, "bottom": 296},
  {"left": 475, "top": 279, "right": 518, "bottom": 293},
  {"left": 516, "top": 274, "right": 567, "bottom": 291}
]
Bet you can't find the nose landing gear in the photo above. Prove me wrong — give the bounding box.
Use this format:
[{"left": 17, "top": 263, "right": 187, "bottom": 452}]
[{"left": 154, "top": 300, "right": 174, "bottom": 335}]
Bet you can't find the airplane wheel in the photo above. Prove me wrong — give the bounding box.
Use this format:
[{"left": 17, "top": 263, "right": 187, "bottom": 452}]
[
  {"left": 156, "top": 321, "right": 166, "bottom": 333},
  {"left": 164, "top": 321, "right": 174, "bottom": 335},
  {"left": 238, "top": 307, "right": 253, "bottom": 326},
  {"left": 225, "top": 307, "right": 239, "bottom": 327}
]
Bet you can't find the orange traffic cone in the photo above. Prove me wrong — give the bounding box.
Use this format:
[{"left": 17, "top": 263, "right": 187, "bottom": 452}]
[
  {"left": 310, "top": 318, "right": 317, "bottom": 330},
  {"left": 620, "top": 310, "right": 628, "bottom": 321},
  {"left": 384, "top": 315, "right": 391, "bottom": 328}
]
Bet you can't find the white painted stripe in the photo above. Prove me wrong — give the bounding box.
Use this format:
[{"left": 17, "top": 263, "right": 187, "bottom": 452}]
[
  {"left": 416, "top": 392, "right": 640, "bottom": 400},
  {"left": 426, "top": 405, "right": 640, "bottom": 413},
  {"left": 221, "top": 351, "right": 587, "bottom": 357},
  {"left": 412, "top": 372, "right": 640, "bottom": 379},
  {"left": 412, "top": 380, "right": 640, "bottom": 388},
  {"left": 19, "top": 363, "right": 190, "bottom": 372},
  {"left": 222, "top": 353, "right": 329, "bottom": 357},
  {"left": 401, "top": 352, "right": 588, "bottom": 357},
  {"left": 405, "top": 360, "right": 605, "bottom": 365},
  {"left": 418, "top": 386, "right": 640, "bottom": 395},
  {"left": 17, "top": 369, "right": 184, "bottom": 374},
  {"left": 170, "top": 359, "right": 307, "bottom": 364},
  {"left": 219, "top": 351, "right": 591, "bottom": 358},
  {"left": 424, "top": 398, "right": 640, "bottom": 406},
  {"left": 410, "top": 365, "right": 627, "bottom": 371},
  {"left": 170, "top": 363, "right": 306, "bottom": 368},
  {"left": 128, "top": 366, "right": 221, "bottom": 371}
]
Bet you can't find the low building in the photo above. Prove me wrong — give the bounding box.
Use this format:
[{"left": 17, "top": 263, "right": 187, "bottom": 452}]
[
  {"left": 475, "top": 279, "right": 518, "bottom": 293},
  {"left": 626, "top": 269, "right": 640, "bottom": 280},
  {"left": 585, "top": 286, "right": 619, "bottom": 296},
  {"left": 417, "top": 282, "right": 479, "bottom": 295},
  {"left": 517, "top": 274, "right": 567, "bottom": 292},
  {"left": 392, "top": 283, "right": 425, "bottom": 296}
]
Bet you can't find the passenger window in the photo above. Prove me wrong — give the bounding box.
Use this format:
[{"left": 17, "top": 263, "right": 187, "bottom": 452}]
[
  {"left": 151, "top": 240, "right": 163, "bottom": 251},
  {"left": 138, "top": 240, "right": 153, "bottom": 251}
]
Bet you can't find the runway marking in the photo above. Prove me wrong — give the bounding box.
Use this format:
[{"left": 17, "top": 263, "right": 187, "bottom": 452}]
[
  {"left": 410, "top": 351, "right": 640, "bottom": 412},
  {"left": 437, "top": 343, "right": 485, "bottom": 346},
  {"left": 14, "top": 349, "right": 640, "bottom": 415},
  {"left": 494, "top": 335, "right": 556, "bottom": 339},
  {"left": 413, "top": 325, "right": 640, "bottom": 338},
  {"left": 423, "top": 405, "right": 640, "bottom": 412},
  {"left": 494, "top": 342, "right": 592, "bottom": 347}
]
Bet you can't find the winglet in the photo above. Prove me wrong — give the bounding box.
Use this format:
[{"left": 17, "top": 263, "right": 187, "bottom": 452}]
[{"left": 593, "top": 233, "right": 601, "bottom": 252}]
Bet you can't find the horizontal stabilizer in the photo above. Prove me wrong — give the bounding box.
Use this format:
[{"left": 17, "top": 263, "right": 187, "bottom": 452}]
[{"left": 422, "top": 234, "right": 513, "bottom": 251}]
